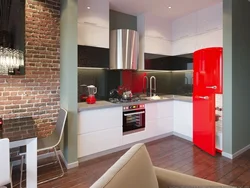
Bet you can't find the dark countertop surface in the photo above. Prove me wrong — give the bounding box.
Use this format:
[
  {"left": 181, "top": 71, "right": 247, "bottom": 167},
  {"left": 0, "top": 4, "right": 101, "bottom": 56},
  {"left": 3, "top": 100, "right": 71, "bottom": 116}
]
[{"left": 78, "top": 95, "right": 192, "bottom": 112}]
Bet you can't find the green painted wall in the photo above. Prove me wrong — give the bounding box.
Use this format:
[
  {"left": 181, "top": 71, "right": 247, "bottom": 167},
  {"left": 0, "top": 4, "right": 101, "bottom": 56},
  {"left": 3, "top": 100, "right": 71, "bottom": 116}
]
[
  {"left": 223, "top": 0, "right": 250, "bottom": 155},
  {"left": 60, "top": 0, "right": 78, "bottom": 164},
  {"left": 222, "top": 0, "right": 233, "bottom": 155},
  {"left": 231, "top": 0, "right": 250, "bottom": 153},
  {"left": 110, "top": 10, "right": 137, "bottom": 31}
]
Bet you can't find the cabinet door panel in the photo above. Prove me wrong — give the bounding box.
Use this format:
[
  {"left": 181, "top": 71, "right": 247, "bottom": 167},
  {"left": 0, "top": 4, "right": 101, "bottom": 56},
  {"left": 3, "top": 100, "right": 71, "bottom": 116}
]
[
  {"left": 78, "top": 23, "right": 109, "bottom": 48},
  {"left": 197, "top": 3, "right": 222, "bottom": 34},
  {"left": 78, "top": 0, "right": 109, "bottom": 28},
  {"left": 78, "top": 127, "right": 122, "bottom": 157},
  {"left": 146, "top": 101, "right": 173, "bottom": 121},
  {"left": 145, "top": 36, "right": 171, "bottom": 55},
  {"left": 147, "top": 117, "right": 173, "bottom": 137},
  {"left": 196, "top": 29, "right": 222, "bottom": 51},
  {"left": 174, "top": 101, "right": 193, "bottom": 139},
  {"left": 172, "top": 12, "right": 197, "bottom": 41},
  {"left": 172, "top": 36, "right": 197, "bottom": 56},
  {"left": 78, "top": 107, "right": 122, "bottom": 134}
]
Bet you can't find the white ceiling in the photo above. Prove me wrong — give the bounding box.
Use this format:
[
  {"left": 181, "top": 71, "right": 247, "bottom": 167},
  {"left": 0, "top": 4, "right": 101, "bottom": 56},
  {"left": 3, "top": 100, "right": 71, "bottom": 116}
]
[{"left": 109, "top": 0, "right": 222, "bottom": 20}]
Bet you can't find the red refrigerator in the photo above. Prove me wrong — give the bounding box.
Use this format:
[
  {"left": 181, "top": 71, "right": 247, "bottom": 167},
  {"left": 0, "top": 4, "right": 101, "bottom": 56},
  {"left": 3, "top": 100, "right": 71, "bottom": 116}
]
[{"left": 193, "top": 47, "right": 223, "bottom": 156}]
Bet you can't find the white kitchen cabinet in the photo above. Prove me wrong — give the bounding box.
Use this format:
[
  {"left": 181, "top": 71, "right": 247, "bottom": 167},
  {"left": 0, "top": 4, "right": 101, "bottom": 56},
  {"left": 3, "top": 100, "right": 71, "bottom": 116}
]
[
  {"left": 197, "top": 3, "right": 223, "bottom": 35},
  {"left": 146, "top": 117, "right": 173, "bottom": 138},
  {"left": 172, "top": 35, "right": 197, "bottom": 56},
  {"left": 173, "top": 101, "right": 193, "bottom": 141},
  {"left": 145, "top": 101, "right": 174, "bottom": 137},
  {"left": 78, "top": 107, "right": 122, "bottom": 134},
  {"left": 78, "top": 0, "right": 109, "bottom": 48},
  {"left": 146, "top": 101, "right": 174, "bottom": 121},
  {"left": 144, "top": 36, "right": 172, "bottom": 56},
  {"left": 143, "top": 13, "right": 172, "bottom": 55},
  {"left": 78, "top": 107, "right": 122, "bottom": 158},
  {"left": 78, "top": 23, "right": 109, "bottom": 48},
  {"left": 78, "top": 127, "right": 122, "bottom": 157},
  {"left": 172, "top": 12, "right": 197, "bottom": 41},
  {"left": 196, "top": 29, "right": 223, "bottom": 50},
  {"left": 78, "top": 0, "right": 109, "bottom": 28}
]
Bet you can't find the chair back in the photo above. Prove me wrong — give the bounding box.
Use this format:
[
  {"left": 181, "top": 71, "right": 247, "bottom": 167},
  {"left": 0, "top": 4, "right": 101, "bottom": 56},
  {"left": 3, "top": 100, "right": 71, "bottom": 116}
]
[
  {"left": 0, "top": 138, "right": 10, "bottom": 186},
  {"left": 54, "top": 108, "right": 67, "bottom": 146}
]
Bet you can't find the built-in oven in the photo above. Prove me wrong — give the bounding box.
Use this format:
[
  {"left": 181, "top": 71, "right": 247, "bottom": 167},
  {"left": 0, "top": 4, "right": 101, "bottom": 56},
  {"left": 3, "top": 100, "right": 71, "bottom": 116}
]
[{"left": 123, "top": 104, "right": 145, "bottom": 135}]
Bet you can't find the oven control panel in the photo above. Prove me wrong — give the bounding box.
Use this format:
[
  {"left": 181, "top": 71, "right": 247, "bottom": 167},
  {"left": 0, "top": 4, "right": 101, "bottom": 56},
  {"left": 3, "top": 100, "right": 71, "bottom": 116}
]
[{"left": 123, "top": 104, "right": 145, "bottom": 111}]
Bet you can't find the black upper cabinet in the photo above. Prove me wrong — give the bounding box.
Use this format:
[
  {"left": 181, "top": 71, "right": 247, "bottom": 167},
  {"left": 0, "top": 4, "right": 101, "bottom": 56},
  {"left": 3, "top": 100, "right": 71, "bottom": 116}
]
[
  {"left": 78, "top": 45, "right": 109, "bottom": 68},
  {"left": 145, "top": 53, "right": 193, "bottom": 71}
]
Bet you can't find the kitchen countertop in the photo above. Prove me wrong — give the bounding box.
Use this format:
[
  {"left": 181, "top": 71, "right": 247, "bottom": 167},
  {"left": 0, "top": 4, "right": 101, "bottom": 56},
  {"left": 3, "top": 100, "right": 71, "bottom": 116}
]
[{"left": 78, "top": 95, "right": 192, "bottom": 112}]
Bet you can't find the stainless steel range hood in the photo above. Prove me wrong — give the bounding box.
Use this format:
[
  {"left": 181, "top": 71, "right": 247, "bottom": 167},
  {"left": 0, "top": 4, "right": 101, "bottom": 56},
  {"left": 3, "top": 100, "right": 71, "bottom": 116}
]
[{"left": 110, "top": 29, "right": 139, "bottom": 70}]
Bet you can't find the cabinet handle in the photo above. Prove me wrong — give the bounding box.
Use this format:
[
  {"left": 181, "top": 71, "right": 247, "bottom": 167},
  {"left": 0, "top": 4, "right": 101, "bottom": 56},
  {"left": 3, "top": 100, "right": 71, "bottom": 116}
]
[
  {"left": 83, "top": 21, "right": 97, "bottom": 26},
  {"left": 206, "top": 86, "right": 217, "bottom": 89},
  {"left": 83, "top": 22, "right": 108, "bottom": 29},
  {"left": 198, "top": 96, "right": 209, "bottom": 100}
]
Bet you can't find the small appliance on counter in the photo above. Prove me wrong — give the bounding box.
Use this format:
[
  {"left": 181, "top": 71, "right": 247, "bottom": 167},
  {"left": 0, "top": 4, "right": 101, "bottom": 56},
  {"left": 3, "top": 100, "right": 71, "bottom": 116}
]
[{"left": 86, "top": 85, "right": 97, "bottom": 104}]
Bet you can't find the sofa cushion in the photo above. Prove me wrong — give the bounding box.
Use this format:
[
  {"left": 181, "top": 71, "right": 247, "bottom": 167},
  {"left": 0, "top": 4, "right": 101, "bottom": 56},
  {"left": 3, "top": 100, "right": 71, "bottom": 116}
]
[{"left": 90, "top": 143, "right": 159, "bottom": 188}]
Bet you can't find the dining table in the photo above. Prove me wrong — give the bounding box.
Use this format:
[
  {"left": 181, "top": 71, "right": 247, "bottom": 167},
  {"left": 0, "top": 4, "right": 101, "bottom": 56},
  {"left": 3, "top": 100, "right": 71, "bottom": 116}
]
[{"left": 1, "top": 117, "right": 38, "bottom": 188}]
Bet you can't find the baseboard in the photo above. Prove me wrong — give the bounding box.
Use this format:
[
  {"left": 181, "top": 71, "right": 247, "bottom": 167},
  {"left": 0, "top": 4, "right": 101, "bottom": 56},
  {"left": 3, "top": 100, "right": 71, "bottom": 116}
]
[
  {"left": 222, "top": 144, "right": 250, "bottom": 159},
  {"left": 173, "top": 132, "right": 192, "bottom": 142},
  {"left": 78, "top": 133, "right": 172, "bottom": 163},
  {"left": 233, "top": 144, "right": 250, "bottom": 158},
  {"left": 58, "top": 150, "right": 79, "bottom": 169},
  {"left": 222, "top": 151, "right": 233, "bottom": 159}
]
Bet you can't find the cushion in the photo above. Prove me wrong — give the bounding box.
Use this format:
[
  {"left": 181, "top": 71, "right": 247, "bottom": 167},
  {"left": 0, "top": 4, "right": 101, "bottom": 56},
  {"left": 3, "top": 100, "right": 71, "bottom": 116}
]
[{"left": 90, "top": 143, "right": 159, "bottom": 188}]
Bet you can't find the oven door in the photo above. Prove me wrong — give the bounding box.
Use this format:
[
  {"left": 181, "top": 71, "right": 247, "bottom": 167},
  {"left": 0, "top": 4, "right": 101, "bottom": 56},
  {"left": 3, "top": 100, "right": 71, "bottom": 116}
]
[{"left": 123, "top": 109, "right": 145, "bottom": 134}]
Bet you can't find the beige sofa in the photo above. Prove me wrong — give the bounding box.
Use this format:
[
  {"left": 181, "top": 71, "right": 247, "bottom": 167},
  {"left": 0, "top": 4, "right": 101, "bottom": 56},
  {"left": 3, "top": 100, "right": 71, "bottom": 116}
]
[{"left": 91, "top": 143, "right": 231, "bottom": 188}]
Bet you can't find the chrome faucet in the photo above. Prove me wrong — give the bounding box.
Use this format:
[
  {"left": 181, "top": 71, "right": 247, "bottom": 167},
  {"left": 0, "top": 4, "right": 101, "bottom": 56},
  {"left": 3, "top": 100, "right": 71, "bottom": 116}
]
[
  {"left": 185, "top": 77, "right": 188, "bottom": 85},
  {"left": 150, "top": 76, "right": 156, "bottom": 97},
  {"left": 143, "top": 76, "right": 149, "bottom": 95}
]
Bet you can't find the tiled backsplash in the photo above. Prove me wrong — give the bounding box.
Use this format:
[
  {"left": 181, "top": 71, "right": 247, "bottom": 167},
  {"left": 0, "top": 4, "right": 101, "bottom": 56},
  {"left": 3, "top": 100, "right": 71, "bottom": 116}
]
[{"left": 78, "top": 69, "right": 193, "bottom": 102}]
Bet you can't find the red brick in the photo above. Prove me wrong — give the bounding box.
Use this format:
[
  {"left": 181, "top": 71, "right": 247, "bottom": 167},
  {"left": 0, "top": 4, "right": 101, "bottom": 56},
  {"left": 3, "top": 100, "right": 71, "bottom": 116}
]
[{"left": 1, "top": 0, "right": 60, "bottom": 141}]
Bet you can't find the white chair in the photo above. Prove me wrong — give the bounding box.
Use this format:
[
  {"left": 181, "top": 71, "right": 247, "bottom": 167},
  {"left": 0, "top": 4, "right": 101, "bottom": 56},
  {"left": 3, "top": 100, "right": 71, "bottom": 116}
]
[
  {"left": 19, "top": 108, "right": 67, "bottom": 186},
  {"left": 0, "top": 138, "right": 13, "bottom": 188}
]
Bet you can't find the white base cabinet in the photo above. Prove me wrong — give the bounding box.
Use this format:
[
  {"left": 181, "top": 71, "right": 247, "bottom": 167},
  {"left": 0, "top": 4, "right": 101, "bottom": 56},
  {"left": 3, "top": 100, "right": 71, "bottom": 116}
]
[
  {"left": 78, "top": 100, "right": 194, "bottom": 159},
  {"left": 146, "top": 101, "right": 174, "bottom": 137},
  {"left": 173, "top": 101, "right": 193, "bottom": 141},
  {"left": 78, "top": 107, "right": 122, "bottom": 158}
]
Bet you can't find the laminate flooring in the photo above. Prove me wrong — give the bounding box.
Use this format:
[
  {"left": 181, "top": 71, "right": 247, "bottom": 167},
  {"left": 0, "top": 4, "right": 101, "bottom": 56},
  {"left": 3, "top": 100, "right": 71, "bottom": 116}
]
[{"left": 12, "top": 136, "right": 250, "bottom": 187}]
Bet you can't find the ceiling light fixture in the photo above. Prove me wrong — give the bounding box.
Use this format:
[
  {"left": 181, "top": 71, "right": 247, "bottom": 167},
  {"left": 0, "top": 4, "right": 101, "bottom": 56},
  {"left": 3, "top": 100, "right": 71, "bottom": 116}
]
[
  {"left": 87, "top": 6, "right": 90, "bottom": 9},
  {"left": 168, "top": 6, "right": 172, "bottom": 9}
]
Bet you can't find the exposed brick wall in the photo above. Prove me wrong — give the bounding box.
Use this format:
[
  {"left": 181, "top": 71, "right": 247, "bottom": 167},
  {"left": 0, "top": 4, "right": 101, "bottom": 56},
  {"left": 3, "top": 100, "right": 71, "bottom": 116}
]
[{"left": 0, "top": 0, "right": 60, "bottom": 140}]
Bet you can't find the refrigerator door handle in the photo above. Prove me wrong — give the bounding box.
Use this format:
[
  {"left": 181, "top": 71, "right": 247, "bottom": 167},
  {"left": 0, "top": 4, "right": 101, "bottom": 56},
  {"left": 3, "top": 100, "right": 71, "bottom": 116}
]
[
  {"left": 199, "top": 96, "right": 209, "bottom": 100},
  {"left": 206, "top": 86, "right": 217, "bottom": 89}
]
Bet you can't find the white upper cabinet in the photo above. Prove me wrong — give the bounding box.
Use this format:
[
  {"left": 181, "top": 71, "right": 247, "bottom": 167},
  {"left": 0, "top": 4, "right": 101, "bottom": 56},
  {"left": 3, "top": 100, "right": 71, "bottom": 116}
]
[
  {"left": 197, "top": 2, "right": 223, "bottom": 35},
  {"left": 143, "top": 13, "right": 172, "bottom": 55},
  {"left": 172, "top": 35, "right": 197, "bottom": 56},
  {"left": 145, "top": 37, "right": 171, "bottom": 56},
  {"left": 172, "top": 12, "right": 197, "bottom": 41},
  {"left": 78, "top": 0, "right": 109, "bottom": 48},
  {"left": 78, "top": 0, "right": 109, "bottom": 28},
  {"left": 196, "top": 29, "right": 223, "bottom": 50},
  {"left": 171, "top": 2, "right": 223, "bottom": 55}
]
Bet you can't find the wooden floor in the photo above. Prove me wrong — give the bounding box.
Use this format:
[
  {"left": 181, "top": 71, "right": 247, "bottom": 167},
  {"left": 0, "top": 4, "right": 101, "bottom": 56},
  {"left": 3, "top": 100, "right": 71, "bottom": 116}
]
[{"left": 12, "top": 136, "right": 250, "bottom": 187}]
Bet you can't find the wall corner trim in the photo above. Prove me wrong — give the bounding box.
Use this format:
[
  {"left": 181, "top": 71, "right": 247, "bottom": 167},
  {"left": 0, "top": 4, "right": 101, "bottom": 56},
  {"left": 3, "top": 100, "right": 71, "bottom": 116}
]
[
  {"left": 59, "top": 150, "right": 79, "bottom": 169},
  {"left": 222, "top": 144, "right": 250, "bottom": 159},
  {"left": 222, "top": 151, "right": 233, "bottom": 159}
]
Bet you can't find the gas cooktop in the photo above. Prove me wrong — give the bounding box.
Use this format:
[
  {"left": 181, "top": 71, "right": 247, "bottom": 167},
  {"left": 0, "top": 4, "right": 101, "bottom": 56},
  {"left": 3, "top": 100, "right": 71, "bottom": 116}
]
[{"left": 109, "top": 97, "right": 147, "bottom": 104}]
